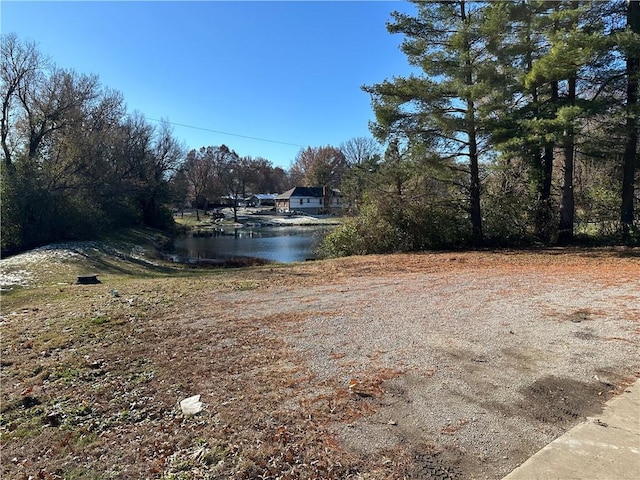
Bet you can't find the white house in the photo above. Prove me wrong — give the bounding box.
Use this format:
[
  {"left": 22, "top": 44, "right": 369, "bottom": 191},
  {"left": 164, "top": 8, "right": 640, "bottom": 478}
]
[{"left": 275, "top": 187, "right": 342, "bottom": 214}]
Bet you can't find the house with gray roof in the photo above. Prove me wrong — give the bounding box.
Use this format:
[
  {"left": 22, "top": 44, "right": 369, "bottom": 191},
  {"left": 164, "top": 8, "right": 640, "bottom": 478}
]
[
  {"left": 275, "top": 187, "right": 342, "bottom": 215},
  {"left": 247, "top": 193, "right": 277, "bottom": 208}
]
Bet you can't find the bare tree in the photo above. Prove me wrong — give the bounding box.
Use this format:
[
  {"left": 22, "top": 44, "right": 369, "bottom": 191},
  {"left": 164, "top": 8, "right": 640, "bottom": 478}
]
[
  {"left": 340, "top": 136, "right": 381, "bottom": 166},
  {"left": 247, "top": 156, "right": 289, "bottom": 194},
  {"left": 21, "top": 67, "right": 100, "bottom": 161},
  {"left": 1, "top": 35, "right": 187, "bottom": 252},
  {"left": 212, "top": 145, "right": 243, "bottom": 222},
  {"left": 1, "top": 33, "right": 43, "bottom": 166},
  {"left": 290, "top": 145, "right": 349, "bottom": 188},
  {"left": 183, "top": 147, "right": 216, "bottom": 221}
]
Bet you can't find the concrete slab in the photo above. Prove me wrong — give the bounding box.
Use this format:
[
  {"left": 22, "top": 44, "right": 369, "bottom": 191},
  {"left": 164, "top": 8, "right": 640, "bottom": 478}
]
[{"left": 503, "top": 380, "right": 640, "bottom": 480}]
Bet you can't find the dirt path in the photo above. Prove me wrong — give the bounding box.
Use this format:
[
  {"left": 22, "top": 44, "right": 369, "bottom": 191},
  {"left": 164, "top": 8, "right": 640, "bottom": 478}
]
[{"left": 2, "top": 249, "right": 639, "bottom": 479}]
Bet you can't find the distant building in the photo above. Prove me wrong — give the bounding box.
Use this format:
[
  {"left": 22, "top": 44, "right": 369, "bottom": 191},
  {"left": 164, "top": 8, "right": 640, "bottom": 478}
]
[
  {"left": 275, "top": 186, "right": 342, "bottom": 215},
  {"left": 247, "top": 194, "right": 277, "bottom": 208},
  {"left": 220, "top": 195, "right": 246, "bottom": 207}
]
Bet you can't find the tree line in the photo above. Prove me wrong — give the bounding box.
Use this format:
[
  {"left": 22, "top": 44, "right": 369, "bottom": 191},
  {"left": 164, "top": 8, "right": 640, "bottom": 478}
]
[
  {"left": 0, "top": 33, "right": 374, "bottom": 256},
  {"left": 164, "top": 141, "right": 376, "bottom": 222},
  {"left": 174, "top": 146, "right": 290, "bottom": 222},
  {"left": 321, "top": 0, "right": 639, "bottom": 256},
  {"left": 1, "top": 33, "right": 190, "bottom": 255}
]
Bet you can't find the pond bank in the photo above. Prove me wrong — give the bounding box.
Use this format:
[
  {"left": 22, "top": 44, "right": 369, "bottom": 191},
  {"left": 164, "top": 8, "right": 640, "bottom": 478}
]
[{"left": 178, "top": 210, "right": 343, "bottom": 234}]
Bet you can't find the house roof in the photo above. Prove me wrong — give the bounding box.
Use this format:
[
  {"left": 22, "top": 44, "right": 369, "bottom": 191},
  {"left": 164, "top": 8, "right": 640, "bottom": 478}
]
[
  {"left": 249, "top": 193, "right": 277, "bottom": 200},
  {"left": 275, "top": 187, "right": 337, "bottom": 199}
]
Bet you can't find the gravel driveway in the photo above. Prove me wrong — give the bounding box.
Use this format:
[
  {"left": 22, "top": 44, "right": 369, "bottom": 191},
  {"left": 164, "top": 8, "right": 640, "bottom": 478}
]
[{"left": 214, "top": 252, "right": 640, "bottom": 479}]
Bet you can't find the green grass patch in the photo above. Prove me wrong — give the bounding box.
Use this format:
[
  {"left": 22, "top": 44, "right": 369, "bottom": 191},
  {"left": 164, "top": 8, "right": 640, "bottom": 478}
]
[
  {"left": 230, "top": 279, "right": 260, "bottom": 291},
  {"left": 90, "top": 315, "right": 109, "bottom": 326},
  {"left": 51, "top": 366, "right": 85, "bottom": 383}
]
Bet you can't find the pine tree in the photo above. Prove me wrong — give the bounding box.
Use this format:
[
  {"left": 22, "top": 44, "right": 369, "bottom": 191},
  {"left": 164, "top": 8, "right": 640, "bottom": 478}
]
[
  {"left": 364, "top": 1, "right": 504, "bottom": 244},
  {"left": 485, "top": 0, "right": 561, "bottom": 241}
]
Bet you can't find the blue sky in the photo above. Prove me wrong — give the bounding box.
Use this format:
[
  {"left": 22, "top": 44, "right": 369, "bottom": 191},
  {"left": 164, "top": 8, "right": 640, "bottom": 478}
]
[{"left": 2, "top": 1, "right": 417, "bottom": 169}]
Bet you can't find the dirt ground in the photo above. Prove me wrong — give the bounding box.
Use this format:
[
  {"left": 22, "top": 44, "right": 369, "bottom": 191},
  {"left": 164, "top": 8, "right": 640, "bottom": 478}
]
[{"left": 1, "top": 247, "right": 639, "bottom": 479}]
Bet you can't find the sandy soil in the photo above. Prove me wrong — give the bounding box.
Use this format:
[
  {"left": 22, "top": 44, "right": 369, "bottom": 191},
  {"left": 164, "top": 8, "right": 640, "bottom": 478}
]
[{"left": 1, "top": 247, "right": 639, "bottom": 479}]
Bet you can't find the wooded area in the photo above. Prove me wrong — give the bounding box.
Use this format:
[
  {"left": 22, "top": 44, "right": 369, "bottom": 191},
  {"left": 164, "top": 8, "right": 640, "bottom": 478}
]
[
  {"left": 1, "top": 33, "right": 186, "bottom": 255},
  {"left": 2, "top": 1, "right": 638, "bottom": 257},
  {"left": 322, "top": 0, "right": 639, "bottom": 256}
]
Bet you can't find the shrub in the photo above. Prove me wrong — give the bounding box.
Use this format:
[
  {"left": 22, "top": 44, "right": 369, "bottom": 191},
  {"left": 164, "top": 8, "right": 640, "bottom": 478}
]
[
  {"left": 317, "top": 202, "right": 397, "bottom": 258},
  {"left": 317, "top": 194, "right": 470, "bottom": 258}
]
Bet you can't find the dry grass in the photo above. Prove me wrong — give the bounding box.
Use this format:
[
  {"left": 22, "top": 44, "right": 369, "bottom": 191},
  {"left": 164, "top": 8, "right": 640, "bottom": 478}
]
[{"left": 1, "top": 244, "right": 638, "bottom": 479}]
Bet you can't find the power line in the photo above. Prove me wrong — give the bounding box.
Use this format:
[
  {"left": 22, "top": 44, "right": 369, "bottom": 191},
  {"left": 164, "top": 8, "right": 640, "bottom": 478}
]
[{"left": 144, "top": 117, "right": 305, "bottom": 148}]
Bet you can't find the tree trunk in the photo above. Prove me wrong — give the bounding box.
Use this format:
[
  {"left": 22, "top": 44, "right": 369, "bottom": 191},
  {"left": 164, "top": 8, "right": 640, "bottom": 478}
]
[
  {"left": 537, "top": 142, "right": 555, "bottom": 240},
  {"left": 540, "top": 81, "right": 559, "bottom": 241},
  {"left": 461, "top": 1, "right": 483, "bottom": 244},
  {"left": 621, "top": 0, "right": 639, "bottom": 241},
  {"left": 1, "top": 96, "right": 12, "bottom": 166},
  {"left": 532, "top": 80, "right": 558, "bottom": 242},
  {"left": 468, "top": 106, "right": 483, "bottom": 243},
  {"left": 558, "top": 75, "right": 576, "bottom": 244},
  {"left": 323, "top": 185, "right": 331, "bottom": 215}
]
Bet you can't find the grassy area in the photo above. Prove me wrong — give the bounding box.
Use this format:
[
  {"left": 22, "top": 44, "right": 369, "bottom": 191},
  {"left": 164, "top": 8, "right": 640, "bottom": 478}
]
[
  {"left": 172, "top": 212, "right": 220, "bottom": 228},
  {"left": 1, "top": 236, "right": 395, "bottom": 479}
]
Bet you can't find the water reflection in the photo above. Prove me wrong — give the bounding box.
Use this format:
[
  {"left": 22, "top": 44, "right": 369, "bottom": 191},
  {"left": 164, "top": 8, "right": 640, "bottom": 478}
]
[{"left": 170, "top": 226, "right": 331, "bottom": 263}]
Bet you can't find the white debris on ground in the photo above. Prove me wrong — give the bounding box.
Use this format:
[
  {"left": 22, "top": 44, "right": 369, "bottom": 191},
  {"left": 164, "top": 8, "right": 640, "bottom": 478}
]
[
  {"left": 0, "top": 241, "right": 158, "bottom": 289},
  {"left": 179, "top": 394, "right": 204, "bottom": 415},
  {"left": 0, "top": 269, "right": 32, "bottom": 289},
  {"left": 1, "top": 244, "right": 80, "bottom": 289}
]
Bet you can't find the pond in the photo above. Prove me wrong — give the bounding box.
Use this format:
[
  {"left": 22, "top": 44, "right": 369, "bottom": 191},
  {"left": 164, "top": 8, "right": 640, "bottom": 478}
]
[{"left": 169, "top": 226, "right": 332, "bottom": 264}]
